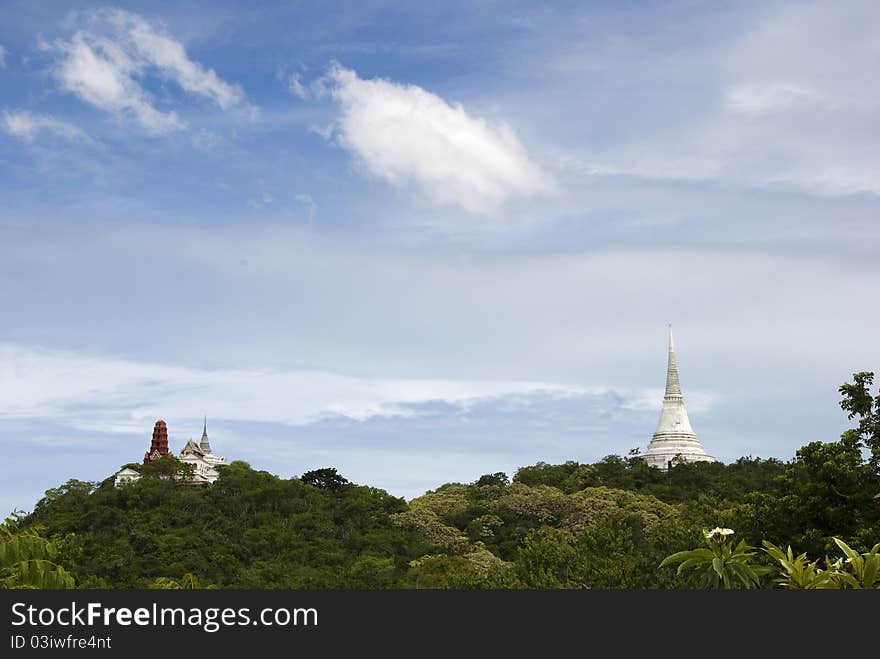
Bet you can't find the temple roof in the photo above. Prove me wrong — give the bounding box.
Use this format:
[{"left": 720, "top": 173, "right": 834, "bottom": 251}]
[{"left": 179, "top": 439, "right": 205, "bottom": 457}]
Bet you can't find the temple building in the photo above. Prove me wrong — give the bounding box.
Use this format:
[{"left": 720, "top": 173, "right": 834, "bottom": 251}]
[
  {"left": 114, "top": 467, "right": 140, "bottom": 486},
  {"left": 114, "top": 418, "right": 227, "bottom": 486},
  {"left": 641, "top": 326, "right": 716, "bottom": 470},
  {"left": 143, "top": 419, "right": 171, "bottom": 463},
  {"left": 176, "top": 418, "right": 228, "bottom": 484}
]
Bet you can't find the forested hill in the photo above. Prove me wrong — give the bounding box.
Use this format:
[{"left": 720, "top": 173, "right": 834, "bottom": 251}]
[{"left": 10, "top": 371, "right": 880, "bottom": 589}]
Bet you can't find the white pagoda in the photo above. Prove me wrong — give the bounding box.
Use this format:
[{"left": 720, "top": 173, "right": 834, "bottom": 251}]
[{"left": 641, "top": 326, "right": 716, "bottom": 470}]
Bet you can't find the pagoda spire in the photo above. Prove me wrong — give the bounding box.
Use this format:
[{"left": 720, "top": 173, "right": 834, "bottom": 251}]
[
  {"left": 665, "top": 324, "right": 682, "bottom": 399},
  {"left": 199, "top": 416, "right": 212, "bottom": 453}
]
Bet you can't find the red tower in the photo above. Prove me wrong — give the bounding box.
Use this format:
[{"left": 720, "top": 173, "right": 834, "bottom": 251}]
[{"left": 143, "top": 420, "right": 171, "bottom": 463}]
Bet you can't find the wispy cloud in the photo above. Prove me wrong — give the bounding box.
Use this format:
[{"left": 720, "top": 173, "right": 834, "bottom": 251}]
[
  {"left": 551, "top": 0, "right": 880, "bottom": 198},
  {"left": 1, "top": 109, "right": 91, "bottom": 143},
  {"left": 725, "top": 82, "right": 818, "bottom": 116},
  {"left": 325, "top": 64, "right": 555, "bottom": 214},
  {"left": 0, "top": 343, "right": 623, "bottom": 435},
  {"left": 0, "top": 45, "right": 6, "bottom": 68},
  {"left": 43, "top": 8, "right": 252, "bottom": 134},
  {"left": 288, "top": 72, "right": 307, "bottom": 99}
]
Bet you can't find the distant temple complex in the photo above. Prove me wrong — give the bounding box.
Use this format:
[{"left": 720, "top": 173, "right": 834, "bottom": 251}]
[
  {"left": 111, "top": 326, "right": 714, "bottom": 485},
  {"left": 114, "top": 418, "right": 227, "bottom": 486},
  {"left": 641, "top": 326, "right": 716, "bottom": 469}
]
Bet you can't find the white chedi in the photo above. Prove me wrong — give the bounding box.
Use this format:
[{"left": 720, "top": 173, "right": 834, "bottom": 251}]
[{"left": 641, "top": 326, "right": 716, "bottom": 470}]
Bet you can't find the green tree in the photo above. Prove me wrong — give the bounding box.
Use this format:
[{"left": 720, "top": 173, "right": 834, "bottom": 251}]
[
  {"left": 514, "top": 461, "right": 600, "bottom": 493},
  {"left": 839, "top": 371, "right": 880, "bottom": 471},
  {"left": 301, "top": 467, "right": 350, "bottom": 491},
  {"left": 402, "top": 554, "right": 489, "bottom": 589},
  {"left": 474, "top": 473, "right": 509, "bottom": 487},
  {"left": 346, "top": 555, "right": 396, "bottom": 588},
  {"left": 755, "top": 435, "right": 877, "bottom": 556},
  {"left": 139, "top": 456, "right": 196, "bottom": 483},
  {"left": 515, "top": 527, "right": 583, "bottom": 588},
  {"left": 0, "top": 512, "right": 75, "bottom": 589},
  {"left": 33, "top": 480, "right": 96, "bottom": 521},
  {"left": 576, "top": 515, "right": 699, "bottom": 589}
]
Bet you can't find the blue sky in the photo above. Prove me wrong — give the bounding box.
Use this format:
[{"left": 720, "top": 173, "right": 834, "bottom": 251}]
[{"left": 1, "top": 1, "right": 878, "bottom": 513}]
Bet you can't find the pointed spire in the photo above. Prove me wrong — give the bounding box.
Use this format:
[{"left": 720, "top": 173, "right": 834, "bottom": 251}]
[
  {"left": 665, "top": 324, "right": 682, "bottom": 399},
  {"left": 199, "top": 416, "right": 212, "bottom": 453}
]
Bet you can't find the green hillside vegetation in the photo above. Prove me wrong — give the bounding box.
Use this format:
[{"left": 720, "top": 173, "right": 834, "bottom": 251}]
[{"left": 9, "top": 371, "right": 880, "bottom": 589}]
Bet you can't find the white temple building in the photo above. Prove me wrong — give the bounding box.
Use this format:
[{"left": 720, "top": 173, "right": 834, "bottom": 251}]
[
  {"left": 114, "top": 467, "right": 141, "bottom": 486},
  {"left": 641, "top": 326, "right": 716, "bottom": 470},
  {"left": 176, "top": 418, "right": 227, "bottom": 484}
]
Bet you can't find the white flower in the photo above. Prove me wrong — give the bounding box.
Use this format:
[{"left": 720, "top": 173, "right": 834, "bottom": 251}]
[{"left": 705, "top": 527, "right": 735, "bottom": 540}]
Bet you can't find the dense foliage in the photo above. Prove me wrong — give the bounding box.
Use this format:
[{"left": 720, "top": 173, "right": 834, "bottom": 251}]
[
  {"left": 16, "top": 371, "right": 880, "bottom": 589},
  {"left": 0, "top": 512, "right": 75, "bottom": 589},
  {"left": 27, "top": 461, "right": 416, "bottom": 588}
]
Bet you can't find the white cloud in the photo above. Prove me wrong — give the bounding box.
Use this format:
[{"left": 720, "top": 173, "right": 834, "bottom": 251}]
[
  {"left": 53, "top": 34, "right": 184, "bottom": 134},
  {"left": 191, "top": 127, "right": 222, "bottom": 150},
  {"left": 326, "top": 64, "right": 555, "bottom": 214},
  {"left": 45, "top": 9, "right": 250, "bottom": 134},
  {"left": 723, "top": 0, "right": 880, "bottom": 112},
  {"left": 119, "top": 12, "right": 245, "bottom": 110},
  {"left": 0, "top": 45, "right": 6, "bottom": 68},
  {"left": 1, "top": 109, "right": 90, "bottom": 142},
  {"left": 0, "top": 343, "right": 612, "bottom": 435},
  {"left": 288, "top": 72, "right": 307, "bottom": 99},
  {"left": 286, "top": 71, "right": 330, "bottom": 100},
  {"left": 725, "top": 82, "right": 817, "bottom": 115},
  {"left": 547, "top": 1, "right": 880, "bottom": 198}
]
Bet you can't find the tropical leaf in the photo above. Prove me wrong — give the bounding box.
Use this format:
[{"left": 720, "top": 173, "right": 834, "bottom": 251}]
[
  {"left": 833, "top": 538, "right": 860, "bottom": 561},
  {"left": 0, "top": 560, "right": 75, "bottom": 590},
  {"left": 659, "top": 549, "right": 712, "bottom": 568},
  {"left": 0, "top": 517, "right": 75, "bottom": 590}
]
